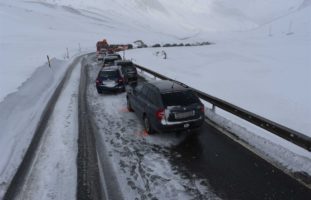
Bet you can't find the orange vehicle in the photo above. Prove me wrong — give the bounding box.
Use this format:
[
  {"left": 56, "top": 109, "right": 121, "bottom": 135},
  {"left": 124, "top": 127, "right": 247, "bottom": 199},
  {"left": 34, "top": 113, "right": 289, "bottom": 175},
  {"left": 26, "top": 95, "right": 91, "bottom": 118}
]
[{"left": 96, "top": 39, "right": 109, "bottom": 52}]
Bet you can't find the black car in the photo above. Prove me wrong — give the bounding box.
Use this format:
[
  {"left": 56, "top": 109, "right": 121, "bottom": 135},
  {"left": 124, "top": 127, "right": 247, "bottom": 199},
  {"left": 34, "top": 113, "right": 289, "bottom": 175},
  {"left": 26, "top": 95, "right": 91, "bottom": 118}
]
[
  {"left": 97, "top": 53, "right": 105, "bottom": 62},
  {"left": 107, "top": 53, "right": 122, "bottom": 60},
  {"left": 95, "top": 66, "right": 125, "bottom": 93},
  {"left": 126, "top": 80, "right": 204, "bottom": 134},
  {"left": 152, "top": 44, "right": 161, "bottom": 48},
  {"left": 97, "top": 48, "right": 107, "bottom": 61},
  {"left": 163, "top": 43, "right": 171, "bottom": 47},
  {"left": 103, "top": 55, "right": 122, "bottom": 67},
  {"left": 115, "top": 60, "right": 138, "bottom": 84}
]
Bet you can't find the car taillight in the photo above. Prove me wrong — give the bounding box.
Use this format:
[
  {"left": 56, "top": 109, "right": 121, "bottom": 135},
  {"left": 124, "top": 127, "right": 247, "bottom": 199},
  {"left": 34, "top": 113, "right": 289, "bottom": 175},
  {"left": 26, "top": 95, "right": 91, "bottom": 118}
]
[
  {"left": 156, "top": 108, "right": 165, "bottom": 121},
  {"left": 96, "top": 79, "right": 100, "bottom": 85},
  {"left": 117, "top": 78, "right": 123, "bottom": 83},
  {"left": 200, "top": 105, "right": 205, "bottom": 113}
]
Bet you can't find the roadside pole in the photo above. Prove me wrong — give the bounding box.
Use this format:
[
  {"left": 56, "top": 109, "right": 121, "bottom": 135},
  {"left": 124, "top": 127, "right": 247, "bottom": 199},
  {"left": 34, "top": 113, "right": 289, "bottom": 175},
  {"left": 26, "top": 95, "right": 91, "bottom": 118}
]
[
  {"left": 47, "top": 55, "right": 51, "bottom": 68},
  {"left": 66, "top": 48, "right": 70, "bottom": 59}
]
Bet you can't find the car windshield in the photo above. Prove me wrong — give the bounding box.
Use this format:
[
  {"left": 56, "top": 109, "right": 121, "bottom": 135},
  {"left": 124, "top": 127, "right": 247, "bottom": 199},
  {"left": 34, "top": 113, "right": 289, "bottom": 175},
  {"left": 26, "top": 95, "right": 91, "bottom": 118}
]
[
  {"left": 161, "top": 90, "right": 199, "bottom": 106},
  {"left": 99, "top": 70, "right": 118, "bottom": 79}
]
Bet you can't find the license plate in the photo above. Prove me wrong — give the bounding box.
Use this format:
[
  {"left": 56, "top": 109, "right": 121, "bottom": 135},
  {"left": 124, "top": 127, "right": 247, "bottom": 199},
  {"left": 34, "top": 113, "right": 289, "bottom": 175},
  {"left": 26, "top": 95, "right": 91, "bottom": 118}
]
[
  {"left": 184, "top": 123, "right": 190, "bottom": 128},
  {"left": 175, "top": 111, "right": 194, "bottom": 119}
]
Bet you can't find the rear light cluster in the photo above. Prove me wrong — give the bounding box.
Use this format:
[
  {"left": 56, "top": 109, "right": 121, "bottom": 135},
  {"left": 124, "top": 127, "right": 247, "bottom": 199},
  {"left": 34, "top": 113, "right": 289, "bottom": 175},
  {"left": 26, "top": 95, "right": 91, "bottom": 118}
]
[
  {"left": 96, "top": 79, "right": 100, "bottom": 85},
  {"left": 156, "top": 108, "right": 165, "bottom": 121},
  {"left": 117, "top": 78, "right": 124, "bottom": 83},
  {"left": 200, "top": 105, "right": 205, "bottom": 113}
]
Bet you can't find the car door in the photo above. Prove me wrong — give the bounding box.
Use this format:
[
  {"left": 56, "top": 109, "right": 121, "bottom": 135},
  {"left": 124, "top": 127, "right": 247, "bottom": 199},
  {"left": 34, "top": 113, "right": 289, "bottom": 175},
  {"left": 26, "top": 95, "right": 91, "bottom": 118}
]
[
  {"left": 129, "top": 84, "right": 143, "bottom": 111},
  {"left": 145, "top": 89, "right": 162, "bottom": 125},
  {"left": 120, "top": 66, "right": 127, "bottom": 82},
  {"left": 134, "top": 85, "right": 150, "bottom": 118}
]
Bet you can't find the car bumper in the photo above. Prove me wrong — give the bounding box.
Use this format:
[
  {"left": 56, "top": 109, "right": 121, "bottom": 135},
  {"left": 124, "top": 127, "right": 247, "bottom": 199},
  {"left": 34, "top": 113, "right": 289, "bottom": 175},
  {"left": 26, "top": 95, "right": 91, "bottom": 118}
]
[
  {"left": 96, "top": 84, "right": 124, "bottom": 92},
  {"left": 153, "top": 117, "right": 204, "bottom": 133}
]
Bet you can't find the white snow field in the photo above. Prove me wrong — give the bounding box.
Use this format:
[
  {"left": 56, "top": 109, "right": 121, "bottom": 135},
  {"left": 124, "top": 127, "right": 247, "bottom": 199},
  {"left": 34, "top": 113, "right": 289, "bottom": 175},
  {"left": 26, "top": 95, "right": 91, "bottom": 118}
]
[{"left": 0, "top": 0, "right": 310, "bottom": 198}]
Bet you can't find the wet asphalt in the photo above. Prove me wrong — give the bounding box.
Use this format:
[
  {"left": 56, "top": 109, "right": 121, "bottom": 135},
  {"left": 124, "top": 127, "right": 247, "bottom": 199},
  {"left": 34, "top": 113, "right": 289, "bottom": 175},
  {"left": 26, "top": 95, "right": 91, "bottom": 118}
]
[{"left": 170, "top": 123, "right": 311, "bottom": 200}]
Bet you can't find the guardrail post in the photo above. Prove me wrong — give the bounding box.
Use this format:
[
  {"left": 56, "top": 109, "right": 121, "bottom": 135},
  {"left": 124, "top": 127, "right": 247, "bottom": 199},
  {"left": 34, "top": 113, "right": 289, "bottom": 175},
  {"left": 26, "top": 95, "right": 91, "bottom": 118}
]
[
  {"left": 66, "top": 48, "right": 69, "bottom": 59},
  {"left": 212, "top": 105, "right": 216, "bottom": 112},
  {"left": 47, "top": 55, "right": 51, "bottom": 68}
]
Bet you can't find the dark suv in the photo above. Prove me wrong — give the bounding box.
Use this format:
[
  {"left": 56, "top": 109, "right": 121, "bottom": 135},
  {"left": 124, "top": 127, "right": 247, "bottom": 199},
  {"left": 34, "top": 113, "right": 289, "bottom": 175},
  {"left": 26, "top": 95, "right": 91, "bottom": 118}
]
[
  {"left": 95, "top": 66, "right": 125, "bottom": 93},
  {"left": 103, "top": 55, "right": 122, "bottom": 67},
  {"left": 126, "top": 80, "right": 204, "bottom": 134},
  {"left": 115, "top": 60, "right": 138, "bottom": 84}
]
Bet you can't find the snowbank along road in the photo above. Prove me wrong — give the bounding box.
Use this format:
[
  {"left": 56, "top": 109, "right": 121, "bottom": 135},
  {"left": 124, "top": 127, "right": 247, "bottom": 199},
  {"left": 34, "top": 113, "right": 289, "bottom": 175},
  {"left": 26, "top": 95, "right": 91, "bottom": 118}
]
[
  {"left": 3, "top": 53, "right": 311, "bottom": 200},
  {"left": 3, "top": 55, "right": 84, "bottom": 200}
]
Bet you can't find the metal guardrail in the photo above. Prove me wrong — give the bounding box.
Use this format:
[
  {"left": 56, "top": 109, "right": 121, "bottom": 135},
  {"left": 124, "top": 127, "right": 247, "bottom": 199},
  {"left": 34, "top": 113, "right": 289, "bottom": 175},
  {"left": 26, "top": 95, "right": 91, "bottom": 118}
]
[{"left": 134, "top": 64, "right": 311, "bottom": 152}]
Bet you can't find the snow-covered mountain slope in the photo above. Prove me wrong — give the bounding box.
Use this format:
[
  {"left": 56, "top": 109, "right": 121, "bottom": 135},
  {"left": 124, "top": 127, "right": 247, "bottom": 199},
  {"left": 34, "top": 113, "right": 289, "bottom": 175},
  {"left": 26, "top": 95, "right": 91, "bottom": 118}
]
[
  {"left": 0, "top": 0, "right": 167, "bottom": 102},
  {"left": 42, "top": 0, "right": 306, "bottom": 31},
  {"left": 1, "top": 0, "right": 309, "bottom": 102},
  {"left": 35, "top": 0, "right": 307, "bottom": 35}
]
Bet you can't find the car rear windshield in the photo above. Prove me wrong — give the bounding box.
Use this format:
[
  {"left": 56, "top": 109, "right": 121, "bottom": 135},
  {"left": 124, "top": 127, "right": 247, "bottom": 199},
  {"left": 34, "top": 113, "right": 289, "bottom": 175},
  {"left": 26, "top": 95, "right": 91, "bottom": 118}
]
[
  {"left": 109, "top": 55, "right": 121, "bottom": 59},
  {"left": 161, "top": 90, "right": 200, "bottom": 106},
  {"left": 105, "top": 56, "right": 118, "bottom": 61},
  {"left": 119, "top": 62, "right": 133, "bottom": 67},
  {"left": 99, "top": 70, "right": 118, "bottom": 79},
  {"left": 122, "top": 66, "right": 137, "bottom": 74}
]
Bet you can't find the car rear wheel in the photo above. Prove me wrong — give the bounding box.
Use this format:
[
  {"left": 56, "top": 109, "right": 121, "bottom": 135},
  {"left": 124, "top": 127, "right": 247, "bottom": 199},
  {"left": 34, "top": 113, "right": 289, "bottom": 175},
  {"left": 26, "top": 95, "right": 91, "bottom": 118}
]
[
  {"left": 127, "top": 98, "right": 133, "bottom": 112},
  {"left": 144, "top": 116, "right": 154, "bottom": 134},
  {"left": 97, "top": 88, "right": 102, "bottom": 94}
]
